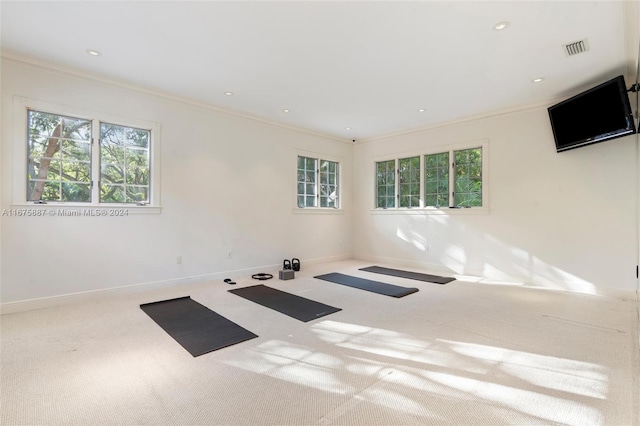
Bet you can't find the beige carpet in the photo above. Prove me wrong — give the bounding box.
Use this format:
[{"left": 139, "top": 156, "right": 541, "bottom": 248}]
[{"left": 1, "top": 260, "right": 638, "bottom": 425}]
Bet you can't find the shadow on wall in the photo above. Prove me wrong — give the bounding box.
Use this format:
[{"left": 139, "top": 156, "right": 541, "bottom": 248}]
[{"left": 379, "top": 213, "right": 606, "bottom": 295}]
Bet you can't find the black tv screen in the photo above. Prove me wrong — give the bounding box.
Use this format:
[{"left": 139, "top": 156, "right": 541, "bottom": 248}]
[{"left": 548, "top": 75, "right": 636, "bottom": 152}]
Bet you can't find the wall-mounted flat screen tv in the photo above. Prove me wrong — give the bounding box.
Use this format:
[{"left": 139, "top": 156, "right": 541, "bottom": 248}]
[{"left": 548, "top": 75, "right": 636, "bottom": 152}]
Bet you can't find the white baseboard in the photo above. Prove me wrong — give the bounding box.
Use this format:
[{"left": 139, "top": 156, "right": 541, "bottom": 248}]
[
  {"left": 5, "top": 253, "right": 630, "bottom": 314},
  {"left": 0, "top": 254, "right": 351, "bottom": 315},
  {"left": 636, "top": 290, "right": 640, "bottom": 349}
]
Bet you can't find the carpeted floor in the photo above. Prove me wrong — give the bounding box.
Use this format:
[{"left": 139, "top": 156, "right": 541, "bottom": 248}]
[{"left": 1, "top": 260, "right": 638, "bottom": 425}]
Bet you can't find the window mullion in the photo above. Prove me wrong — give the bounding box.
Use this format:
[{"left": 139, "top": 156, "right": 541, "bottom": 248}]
[
  {"left": 419, "top": 155, "right": 424, "bottom": 208},
  {"left": 449, "top": 151, "right": 455, "bottom": 207},
  {"left": 90, "top": 120, "right": 100, "bottom": 204},
  {"left": 395, "top": 160, "right": 399, "bottom": 208},
  {"left": 316, "top": 164, "right": 320, "bottom": 205}
]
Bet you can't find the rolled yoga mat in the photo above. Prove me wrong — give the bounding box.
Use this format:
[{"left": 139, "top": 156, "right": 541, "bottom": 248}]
[
  {"left": 314, "top": 272, "right": 419, "bottom": 298},
  {"left": 140, "top": 296, "right": 258, "bottom": 357},
  {"left": 228, "top": 285, "right": 341, "bottom": 322},
  {"left": 359, "top": 265, "right": 455, "bottom": 284}
]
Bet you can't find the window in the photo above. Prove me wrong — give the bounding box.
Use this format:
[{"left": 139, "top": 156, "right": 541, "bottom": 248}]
[
  {"left": 297, "top": 155, "right": 340, "bottom": 208},
  {"left": 375, "top": 142, "right": 486, "bottom": 211},
  {"left": 376, "top": 159, "right": 395, "bottom": 208},
  {"left": 398, "top": 156, "right": 420, "bottom": 208},
  {"left": 27, "top": 110, "right": 152, "bottom": 204},
  {"left": 297, "top": 156, "right": 317, "bottom": 207},
  {"left": 100, "top": 123, "right": 150, "bottom": 203},
  {"left": 424, "top": 152, "right": 449, "bottom": 207},
  {"left": 16, "top": 98, "right": 160, "bottom": 209},
  {"left": 319, "top": 159, "right": 339, "bottom": 208},
  {"left": 27, "top": 110, "right": 92, "bottom": 202},
  {"left": 425, "top": 147, "right": 482, "bottom": 207},
  {"left": 453, "top": 147, "right": 482, "bottom": 207}
]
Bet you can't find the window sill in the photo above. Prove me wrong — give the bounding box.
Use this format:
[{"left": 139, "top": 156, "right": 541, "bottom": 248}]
[
  {"left": 371, "top": 207, "right": 489, "bottom": 215},
  {"left": 8, "top": 204, "right": 162, "bottom": 215},
  {"left": 293, "top": 208, "right": 344, "bottom": 215}
]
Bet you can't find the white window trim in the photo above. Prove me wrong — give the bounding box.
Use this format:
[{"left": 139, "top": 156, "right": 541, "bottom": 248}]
[
  {"left": 293, "top": 149, "right": 343, "bottom": 214},
  {"left": 372, "top": 139, "right": 489, "bottom": 215},
  {"left": 11, "top": 97, "right": 162, "bottom": 214}
]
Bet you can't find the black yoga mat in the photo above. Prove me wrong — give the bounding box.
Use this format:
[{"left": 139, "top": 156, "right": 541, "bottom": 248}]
[
  {"left": 228, "top": 285, "right": 341, "bottom": 322},
  {"left": 360, "top": 265, "right": 455, "bottom": 284},
  {"left": 140, "top": 296, "right": 258, "bottom": 357},
  {"left": 314, "top": 272, "right": 419, "bottom": 298}
]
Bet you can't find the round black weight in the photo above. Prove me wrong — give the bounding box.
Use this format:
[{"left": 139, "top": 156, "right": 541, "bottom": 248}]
[
  {"left": 283, "top": 259, "right": 292, "bottom": 270},
  {"left": 251, "top": 273, "right": 273, "bottom": 281},
  {"left": 292, "top": 258, "right": 300, "bottom": 272}
]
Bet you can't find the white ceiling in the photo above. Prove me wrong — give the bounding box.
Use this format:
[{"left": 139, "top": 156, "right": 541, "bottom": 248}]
[{"left": 1, "top": 1, "right": 638, "bottom": 141}]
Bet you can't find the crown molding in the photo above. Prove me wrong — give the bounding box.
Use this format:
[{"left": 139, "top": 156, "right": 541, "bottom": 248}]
[
  {"left": 356, "top": 100, "right": 557, "bottom": 144},
  {"left": 1, "top": 48, "right": 350, "bottom": 145}
]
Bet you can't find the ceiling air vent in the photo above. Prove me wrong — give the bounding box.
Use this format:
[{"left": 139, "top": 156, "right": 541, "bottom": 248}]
[{"left": 563, "top": 39, "right": 589, "bottom": 56}]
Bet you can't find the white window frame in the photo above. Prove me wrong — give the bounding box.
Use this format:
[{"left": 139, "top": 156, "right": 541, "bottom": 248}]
[
  {"left": 293, "top": 150, "right": 343, "bottom": 214},
  {"left": 318, "top": 158, "right": 340, "bottom": 208},
  {"left": 398, "top": 155, "right": 421, "bottom": 208},
  {"left": 98, "top": 121, "right": 152, "bottom": 205},
  {"left": 11, "top": 97, "right": 162, "bottom": 213},
  {"left": 297, "top": 155, "right": 318, "bottom": 208},
  {"left": 372, "top": 139, "right": 489, "bottom": 215},
  {"left": 375, "top": 159, "right": 396, "bottom": 209}
]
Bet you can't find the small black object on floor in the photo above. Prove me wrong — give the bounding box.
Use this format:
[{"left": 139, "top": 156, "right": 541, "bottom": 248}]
[
  {"left": 359, "top": 265, "right": 455, "bottom": 284},
  {"left": 252, "top": 273, "right": 273, "bottom": 281},
  {"left": 314, "top": 272, "right": 419, "bottom": 298},
  {"left": 229, "top": 285, "right": 341, "bottom": 322},
  {"left": 224, "top": 278, "right": 236, "bottom": 285},
  {"left": 291, "top": 258, "right": 301, "bottom": 271},
  {"left": 140, "top": 296, "right": 257, "bottom": 357}
]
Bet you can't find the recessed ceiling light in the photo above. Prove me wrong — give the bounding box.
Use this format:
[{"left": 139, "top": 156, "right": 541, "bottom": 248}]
[
  {"left": 532, "top": 77, "right": 545, "bottom": 83},
  {"left": 346, "top": 127, "right": 351, "bottom": 130},
  {"left": 282, "top": 109, "right": 290, "bottom": 113},
  {"left": 86, "top": 49, "right": 102, "bottom": 56},
  {"left": 224, "top": 92, "right": 233, "bottom": 96},
  {"left": 493, "top": 21, "right": 510, "bottom": 31},
  {"left": 418, "top": 109, "right": 425, "bottom": 113}
]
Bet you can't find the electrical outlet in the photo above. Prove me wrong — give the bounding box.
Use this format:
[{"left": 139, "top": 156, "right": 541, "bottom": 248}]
[
  {"left": 177, "top": 256, "right": 182, "bottom": 264},
  {"left": 227, "top": 250, "right": 233, "bottom": 259}
]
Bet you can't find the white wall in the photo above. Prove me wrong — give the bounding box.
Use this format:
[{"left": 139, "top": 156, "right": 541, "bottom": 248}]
[
  {"left": 1, "top": 57, "right": 352, "bottom": 308},
  {"left": 353, "top": 108, "right": 638, "bottom": 295},
  {"left": 2, "top": 54, "right": 637, "bottom": 311}
]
